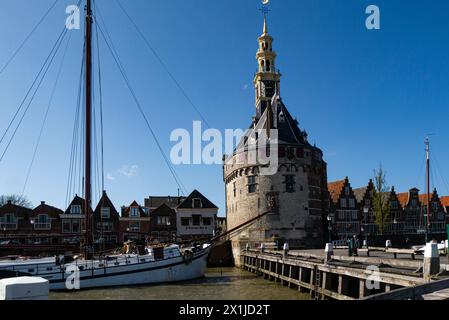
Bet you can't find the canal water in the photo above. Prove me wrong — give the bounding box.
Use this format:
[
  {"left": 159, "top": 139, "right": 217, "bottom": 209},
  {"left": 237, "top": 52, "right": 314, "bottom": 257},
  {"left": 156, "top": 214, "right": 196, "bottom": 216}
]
[{"left": 50, "top": 267, "right": 310, "bottom": 300}]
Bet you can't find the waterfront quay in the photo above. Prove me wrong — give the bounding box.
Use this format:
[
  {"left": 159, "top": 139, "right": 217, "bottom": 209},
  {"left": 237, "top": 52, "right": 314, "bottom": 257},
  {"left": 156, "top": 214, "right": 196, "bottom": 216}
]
[{"left": 240, "top": 246, "right": 449, "bottom": 300}]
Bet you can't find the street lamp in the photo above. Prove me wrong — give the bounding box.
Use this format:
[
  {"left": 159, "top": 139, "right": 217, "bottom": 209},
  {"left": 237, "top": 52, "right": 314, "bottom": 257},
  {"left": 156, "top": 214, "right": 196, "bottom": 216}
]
[
  {"left": 327, "top": 215, "right": 332, "bottom": 243},
  {"left": 363, "top": 207, "right": 369, "bottom": 248}
]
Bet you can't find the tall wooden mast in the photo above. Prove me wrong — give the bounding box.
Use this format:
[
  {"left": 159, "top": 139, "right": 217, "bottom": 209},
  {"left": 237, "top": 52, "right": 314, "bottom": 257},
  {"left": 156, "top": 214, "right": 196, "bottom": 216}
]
[
  {"left": 84, "top": 0, "right": 93, "bottom": 258},
  {"left": 425, "top": 137, "right": 430, "bottom": 241}
]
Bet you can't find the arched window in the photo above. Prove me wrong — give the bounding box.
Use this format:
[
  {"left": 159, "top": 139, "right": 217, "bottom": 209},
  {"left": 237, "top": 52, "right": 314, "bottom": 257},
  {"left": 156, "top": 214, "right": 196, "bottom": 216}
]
[{"left": 266, "top": 60, "right": 271, "bottom": 71}]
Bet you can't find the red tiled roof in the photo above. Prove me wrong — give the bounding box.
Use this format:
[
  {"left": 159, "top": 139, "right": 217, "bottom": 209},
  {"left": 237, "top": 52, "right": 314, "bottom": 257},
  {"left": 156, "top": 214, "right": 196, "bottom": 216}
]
[
  {"left": 396, "top": 192, "right": 409, "bottom": 207},
  {"left": 419, "top": 194, "right": 433, "bottom": 205},
  {"left": 441, "top": 196, "right": 449, "bottom": 207},
  {"left": 328, "top": 180, "right": 345, "bottom": 204}
]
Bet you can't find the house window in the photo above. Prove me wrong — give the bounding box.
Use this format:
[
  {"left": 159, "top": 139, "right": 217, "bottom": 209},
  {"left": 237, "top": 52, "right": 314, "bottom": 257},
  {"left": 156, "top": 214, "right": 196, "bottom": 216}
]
[
  {"left": 2, "top": 214, "right": 17, "bottom": 230},
  {"left": 365, "top": 199, "right": 371, "bottom": 207},
  {"left": 233, "top": 182, "right": 237, "bottom": 198},
  {"left": 181, "top": 218, "right": 190, "bottom": 226},
  {"left": 432, "top": 202, "right": 439, "bottom": 211},
  {"left": 129, "top": 221, "right": 140, "bottom": 232},
  {"left": 72, "top": 221, "right": 80, "bottom": 233},
  {"left": 101, "top": 207, "right": 110, "bottom": 219},
  {"left": 130, "top": 207, "right": 139, "bottom": 217},
  {"left": 284, "top": 175, "right": 296, "bottom": 193},
  {"left": 193, "top": 199, "right": 202, "bottom": 209},
  {"left": 35, "top": 215, "right": 50, "bottom": 230},
  {"left": 338, "top": 211, "right": 344, "bottom": 220},
  {"left": 97, "top": 222, "right": 113, "bottom": 232},
  {"left": 71, "top": 205, "right": 81, "bottom": 214},
  {"left": 62, "top": 220, "right": 71, "bottom": 233},
  {"left": 345, "top": 187, "right": 350, "bottom": 195},
  {"left": 351, "top": 211, "right": 358, "bottom": 220},
  {"left": 340, "top": 199, "right": 347, "bottom": 208},
  {"left": 391, "top": 201, "right": 398, "bottom": 209},
  {"left": 192, "top": 215, "right": 201, "bottom": 226},
  {"left": 349, "top": 199, "right": 355, "bottom": 208},
  {"left": 411, "top": 199, "right": 417, "bottom": 207},
  {"left": 248, "top": 176, "right": 257, "bottom": 193},
  {"left": 202, "top": 217, "right": 212, "bottom": 226},
  {"left": 157, "top": 216, "right": 171, "bottom": 226}
]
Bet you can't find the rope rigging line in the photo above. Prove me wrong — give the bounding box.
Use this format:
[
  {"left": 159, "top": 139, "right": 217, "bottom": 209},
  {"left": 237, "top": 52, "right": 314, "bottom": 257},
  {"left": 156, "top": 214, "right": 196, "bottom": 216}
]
[
  {"left": 0, "top": 26, "right": 68, "bottom": 149},
  {"left": 92, "top": 41, "right": 100, "bottom": 204},
  {"left": 22, "top": 31, "right": 74, "bottom": 197},
  {"left": 0, "top": 27, "right": 70, "bottom": 164},
  {"left": 66, "top": 44, "right": 85, "bottom": 207},
  {"left": 431, "top": 148, "right": 449, "bottom": 196},
  {"left": 0, "top": 0, "right": 60, "bottom": 75},
  {"left": 113, "top": 0, "right": 212, "bottom": 129},
  {"left": 94, "top": 0, "right": 105, "bottom": 194},
  {"left": 95, "top": 17, "right": 188, "bottom": 195}
]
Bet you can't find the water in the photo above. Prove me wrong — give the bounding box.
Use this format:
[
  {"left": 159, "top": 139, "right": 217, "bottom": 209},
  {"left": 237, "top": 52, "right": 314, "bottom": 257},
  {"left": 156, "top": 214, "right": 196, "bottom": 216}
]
[{"left": 50, "top": 268, "right": 310, "bottom": 300}]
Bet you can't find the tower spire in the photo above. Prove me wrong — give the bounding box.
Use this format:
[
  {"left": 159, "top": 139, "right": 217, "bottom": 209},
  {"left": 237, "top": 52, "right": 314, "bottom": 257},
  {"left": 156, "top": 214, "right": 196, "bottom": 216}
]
[
  {"left": 254, "top": 2, "right": 281, "bottom": 120},
  {"left": 263, "top": 16, "right": 268, "bottom": 34}
]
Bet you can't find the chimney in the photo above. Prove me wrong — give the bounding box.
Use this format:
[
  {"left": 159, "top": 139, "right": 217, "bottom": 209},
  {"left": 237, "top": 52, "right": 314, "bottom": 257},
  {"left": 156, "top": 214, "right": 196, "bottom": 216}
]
[
  {"left": 7, "top": 200, "right": 12, "bottom": 205},
  {"left": 41, "top": 201, "right": 46, "bottom": 205}
]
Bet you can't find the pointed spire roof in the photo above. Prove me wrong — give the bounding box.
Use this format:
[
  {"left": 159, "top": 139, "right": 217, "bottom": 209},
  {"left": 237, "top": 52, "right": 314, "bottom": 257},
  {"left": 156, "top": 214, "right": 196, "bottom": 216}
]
[{"left": 263, "top": 16, "right": 268, "bottom": 35}]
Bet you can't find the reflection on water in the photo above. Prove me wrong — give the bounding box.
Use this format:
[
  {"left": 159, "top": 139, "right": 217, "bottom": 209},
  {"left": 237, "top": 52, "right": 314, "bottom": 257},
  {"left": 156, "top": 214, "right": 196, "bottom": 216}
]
[{"left": 50, "top": 268, "right": 310, "bottom": 300}]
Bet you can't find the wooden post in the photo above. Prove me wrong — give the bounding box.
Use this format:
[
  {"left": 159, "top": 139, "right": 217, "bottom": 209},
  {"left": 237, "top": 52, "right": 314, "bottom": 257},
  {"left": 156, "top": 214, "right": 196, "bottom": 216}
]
[
  {"left": 338, "top": 275, "right": 348, "bottom": 295},
  {"left": 298, "top": 267, "right": 304, "bottom": 292},
  {"left": 288, "top": 265, "right": 293, "bottom": 288},
  {"left": 359, "top": 279, "right": 366, "bottom": 298}
]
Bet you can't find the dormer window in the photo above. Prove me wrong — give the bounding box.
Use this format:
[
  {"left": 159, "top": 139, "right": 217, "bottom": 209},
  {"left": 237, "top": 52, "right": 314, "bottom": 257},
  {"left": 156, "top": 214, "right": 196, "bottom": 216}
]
[
  {"left": 101, "top": 207, "right": 110, "bottom": 219},
  {"left": 193, "top": 199, "right": 202, "bottom": 209},
  {"left": 71, "top": 205, "right": 81, "bottom": 214},
  {"left": 391, "top": 201, "right": 398, "bottom": 209},
  {"left": 130, "top": 207, "right": 139, "bottom": 217},
  {"left": 278, "top": 111, "right": 285, "bottom": 123}
]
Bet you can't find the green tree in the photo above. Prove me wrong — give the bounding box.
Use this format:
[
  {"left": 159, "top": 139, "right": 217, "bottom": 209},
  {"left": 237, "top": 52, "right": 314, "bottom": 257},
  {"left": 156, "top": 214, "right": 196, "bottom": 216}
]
[
  {"left": 372, "top": 165, "right": 390, "bottom": 235},
  {"left": 0, "top": 195, "right": 33, "bottom": 208}
]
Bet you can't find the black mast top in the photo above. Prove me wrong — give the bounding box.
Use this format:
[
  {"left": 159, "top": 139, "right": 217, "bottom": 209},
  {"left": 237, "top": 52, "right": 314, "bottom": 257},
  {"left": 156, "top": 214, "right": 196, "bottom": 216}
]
[{"left": 84, "top": 0, "right": 93, "bottom": 259}]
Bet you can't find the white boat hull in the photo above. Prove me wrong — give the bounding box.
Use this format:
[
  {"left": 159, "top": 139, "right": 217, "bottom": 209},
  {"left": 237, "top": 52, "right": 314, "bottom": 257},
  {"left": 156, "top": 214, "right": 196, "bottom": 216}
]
[{"left": 0, "top": 246, "right": 210, "bottom": 291}]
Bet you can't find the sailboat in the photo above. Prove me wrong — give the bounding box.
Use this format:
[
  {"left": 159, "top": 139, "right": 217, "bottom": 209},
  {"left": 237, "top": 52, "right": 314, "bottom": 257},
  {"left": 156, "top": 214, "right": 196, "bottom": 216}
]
[{"left": 0, "top": 0, "right": 213, "bottom": 291}]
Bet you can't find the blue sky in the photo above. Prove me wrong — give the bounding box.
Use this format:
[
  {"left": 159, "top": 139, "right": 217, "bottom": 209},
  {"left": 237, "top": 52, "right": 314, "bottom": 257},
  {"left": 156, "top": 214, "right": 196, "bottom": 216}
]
[{"left": 0, "top": 0, "right": 449, "bottom": 216}]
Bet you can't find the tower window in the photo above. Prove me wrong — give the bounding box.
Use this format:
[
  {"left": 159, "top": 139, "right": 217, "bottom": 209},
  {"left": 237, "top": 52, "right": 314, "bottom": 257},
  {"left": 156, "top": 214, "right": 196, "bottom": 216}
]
[
  {"left": 233, "top": 182, "right": 237, "bottom": 198},
  {"left": 284, "top": 175, "right": 296, "bottom": 193},
  {"left": 248, "top": 176, "right": 257, "bottom": 194},
  {"left": 266, "top": 60, "right": 271, "bottom": 72}
]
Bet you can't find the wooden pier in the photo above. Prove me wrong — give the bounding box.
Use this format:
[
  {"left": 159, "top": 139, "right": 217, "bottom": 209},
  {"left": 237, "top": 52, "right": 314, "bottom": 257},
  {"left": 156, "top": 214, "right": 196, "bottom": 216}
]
[{"left": 240, "top": 247, "right": 449, "bottom": 300}]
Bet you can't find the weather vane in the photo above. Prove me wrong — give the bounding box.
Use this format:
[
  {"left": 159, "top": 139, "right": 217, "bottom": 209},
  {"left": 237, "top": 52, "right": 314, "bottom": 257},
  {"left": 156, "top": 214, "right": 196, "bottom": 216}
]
[{"left": 259, "top": 0, "right": 271, "bottom": 19}]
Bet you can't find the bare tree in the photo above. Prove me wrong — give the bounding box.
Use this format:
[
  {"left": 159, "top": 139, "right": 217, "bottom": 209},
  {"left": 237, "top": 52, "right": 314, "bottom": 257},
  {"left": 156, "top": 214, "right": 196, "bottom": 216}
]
[
  {"left": 372, "top": 165, "right": 390, "bottom": 235},
  {"left": 0, "top": 195, "right": 33, "bottom": 208}
]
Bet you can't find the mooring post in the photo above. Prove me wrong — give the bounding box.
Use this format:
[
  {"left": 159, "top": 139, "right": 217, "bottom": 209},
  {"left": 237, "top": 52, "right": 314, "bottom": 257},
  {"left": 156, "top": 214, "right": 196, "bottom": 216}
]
[
  {"left": 283, "top": 243, "right": 289, "bottom": 258},
  {"left": 423, "top": 242, "right": 440, "bottom": 282},
  {"left": 325, "top": 243, "right": 333, "bottom": 264}
]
